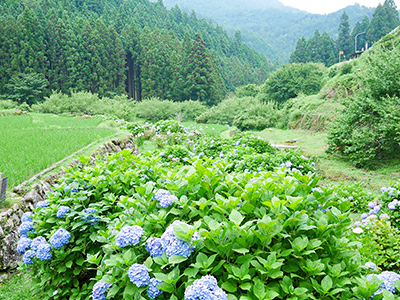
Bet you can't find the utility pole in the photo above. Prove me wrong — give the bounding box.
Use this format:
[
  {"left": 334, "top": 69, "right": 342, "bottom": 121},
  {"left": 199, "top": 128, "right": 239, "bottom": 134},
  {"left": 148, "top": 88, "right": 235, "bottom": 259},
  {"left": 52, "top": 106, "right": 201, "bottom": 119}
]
[{"left": 355, "top": 32, "right": 366, "bottom": 53}]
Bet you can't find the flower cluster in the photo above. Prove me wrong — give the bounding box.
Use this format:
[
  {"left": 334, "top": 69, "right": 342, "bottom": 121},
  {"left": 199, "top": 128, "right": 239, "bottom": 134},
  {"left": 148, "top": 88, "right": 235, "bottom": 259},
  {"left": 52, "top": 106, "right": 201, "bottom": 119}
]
[
  {"left": 184, "top": 275, "right": 227, "bottom": 300},
  {"left": 381, "top": 187, "right": 400, "bottom": 198},
  {"left": 147, "top": 278, "right": 162, "bottom": 299},
  {"left": 81, "top": 208, "right": 99, "bottom": 224},
  {"left": 146, "top": 237, "right": 163, "bottom": 257},
  {"left": 153, "top": 189, "right": 177, "bottom": 208},
  {"left": 366, "top": 271, "right": 400, "bottom": 296},
  {"left": 31, "top": 236, "right": 46, "bottom": 251},
  {"left": 21, "top": 212, "right": 33, "bottom": 222},
  {"left": 19, "top": 221, "right": 34, "bottom": 237},
  {"left": 146, "top": 221, "right": 200, "bottom": 258},
  {"left": 115, "top": 225, "right": 144, "bottom": 247},
  {"left": 92, "top": 282, "right": 112, "bottom": 300},
  {"left": 20, "top": 235, "right": 53, "bottom": 264},
  {"left": 37, "top": 242, "right": 52, "bottom": 261},
  {"left": 22, "top": 250, "right": 36, "bottom": 265},
  {"left": 388, "top": 199, "right": 399, "bottom": 210},
  {"left": 36, "top": 201, "right": 49, "bottom": 209},
  {"left": 57, "top": 206, "right": 70, "bottom": 218},
  {"left": 128, "top": 264, "right": 150, "bottom": 287},
  {"left": 17, "top": 237, "right": 32, "bottom": 254},
  {"left": 50, "top": 228, "right": 71, "bottom": 249}
]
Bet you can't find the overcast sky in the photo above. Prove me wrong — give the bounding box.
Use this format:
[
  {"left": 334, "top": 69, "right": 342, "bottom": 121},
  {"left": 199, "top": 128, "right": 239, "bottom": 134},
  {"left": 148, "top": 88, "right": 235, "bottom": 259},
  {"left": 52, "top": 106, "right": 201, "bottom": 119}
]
[{"left": 279, "top": 0, "right": 400, "bottom": 14}]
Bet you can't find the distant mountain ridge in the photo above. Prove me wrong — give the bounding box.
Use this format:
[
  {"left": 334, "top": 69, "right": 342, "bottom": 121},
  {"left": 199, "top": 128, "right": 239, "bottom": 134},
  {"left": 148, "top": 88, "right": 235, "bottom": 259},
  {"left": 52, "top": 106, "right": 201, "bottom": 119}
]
[{"left": 156, "top": 0, "right": 375, "bottom": 63}]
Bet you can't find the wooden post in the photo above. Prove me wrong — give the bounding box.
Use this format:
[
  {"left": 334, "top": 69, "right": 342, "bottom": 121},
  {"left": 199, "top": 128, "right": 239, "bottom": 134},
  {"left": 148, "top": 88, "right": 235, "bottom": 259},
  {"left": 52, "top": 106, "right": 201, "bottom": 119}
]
[{"left": 0, "top": 173, "right": 6, "bottom": 202}]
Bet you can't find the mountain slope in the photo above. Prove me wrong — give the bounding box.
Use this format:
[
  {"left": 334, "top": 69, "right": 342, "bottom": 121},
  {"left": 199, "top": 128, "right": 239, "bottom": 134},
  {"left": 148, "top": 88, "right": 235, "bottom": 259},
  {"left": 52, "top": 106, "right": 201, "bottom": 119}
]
[{"left": 158, "top": 0, "right": 374, "bottom": 63}]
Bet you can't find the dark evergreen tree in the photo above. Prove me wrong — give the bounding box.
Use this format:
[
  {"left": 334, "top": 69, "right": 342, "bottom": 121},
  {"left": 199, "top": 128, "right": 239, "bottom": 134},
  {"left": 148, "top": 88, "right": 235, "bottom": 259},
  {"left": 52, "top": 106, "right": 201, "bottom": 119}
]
[
  {"left": 337, "top": 11, "right": 353, "bottom": 58},
  {"left": 289, "top": 36, "right": 308, "bottom": 64},
  {"left": 352, "top": 16, "right": 369, "bottom": 52},
  {"left": 184, "top": 33, "right": 226, "bottom": 105},
  {"left": 367, "top": 0, "right": 400, "bottom": 44}
]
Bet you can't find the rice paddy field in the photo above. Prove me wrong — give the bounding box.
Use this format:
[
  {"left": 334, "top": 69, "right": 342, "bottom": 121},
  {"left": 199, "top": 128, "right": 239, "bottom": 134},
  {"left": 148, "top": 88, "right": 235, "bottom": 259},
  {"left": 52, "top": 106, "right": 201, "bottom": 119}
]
[{"left": 0, "top": 113, "right": 119, "bottom": 188}]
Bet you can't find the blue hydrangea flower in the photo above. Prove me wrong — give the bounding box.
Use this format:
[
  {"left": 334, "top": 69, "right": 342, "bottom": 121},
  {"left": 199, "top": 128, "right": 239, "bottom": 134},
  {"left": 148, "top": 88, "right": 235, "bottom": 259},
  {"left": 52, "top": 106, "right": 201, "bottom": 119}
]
[
  {"left": 36, "top": 243, "right": 52, "bottom": 261},
  {"left": 147, "top": 278, "right": 163, "bottom": 299},
  {"left": 365, "top": 262, "right": 378, "bottom": 270},
  {"left": 50, "top": 228, "right": 71, "bottom": 249},
  {"left": 115, "top": 225, "right": 144, "bottom": 247},
  {"left": 153, "top": 189, "right": 176, "bottom": 208},
  {"left": 19, "top": 221, "right": 34, "bottom": 236},
  {"left": 380, "top": 213, "right": 390, "bottom": 220},
  {"left": 184, "top": 275, "right": 227, "bottom": 300},
  {"left": 21, "top": 212, "right": 33, "bottom": 223},
  {"left": 361, "top": 213, "right": 368, "bottom": 220},
  {"left": 17, "top": 237, "right": 32, "bottom": 254},
  {"left": 57, "top": 206, "right": 70, "bottom": 218},
  {"left": 92, "top": 282, "right": 111, "bottom": 300},
  {"left": 368, "top": 201, "right": 377, "bottom": 209},
  {"left": 22, "top": 250, "right": 36, "bottom": 265},
  {"left": 128, "top": 264, "right": 150, "bottom": 287},
  {"left": 31, "top": 236, "right": 47, "bottom": 251},
  {"left": 366, "top": 271, "right": 400, "bottom": 297},
  {"left": 81, "top": 208, "right": 99, "bottom": 224},
  {"left": 123, "top": 207, "right": 134, "bottom": 215},
  {"left": 36, "top": 201, "right": 49, "bottom": 209},
  {"left": 146, "top": 237, "right": 163, "bottom": 257},
  {"left": 160, "top": 220, "right": 199, "bottom": 258}
]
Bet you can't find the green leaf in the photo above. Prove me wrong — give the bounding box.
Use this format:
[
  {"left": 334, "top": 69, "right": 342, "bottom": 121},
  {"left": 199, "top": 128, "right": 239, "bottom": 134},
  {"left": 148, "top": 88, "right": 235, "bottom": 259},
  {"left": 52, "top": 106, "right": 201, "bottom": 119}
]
[
  {"left": 196, "top": 253, "right": 208, "bottom": 266},
  {"left": 321, "top": 275, "right": 333, "bottom": 293},
  {"left": 265, "top": 290, "right": 279, "bottom": 300},
  {"left": 184, "top": 268, "right": 199, "bottom": 278},
  {"left": 240, "top": 282, "right": 252, "bottom": 291},
  {"left": 222, "top": 280, "right": 237, "bottom": 293},
  {"left": 107, "top": 284, "right": 120, "bottom": 298},
  {"left": 253, "top": 279, "right": 266, "bottom": 300},
  {"left": 66, "top": 260, "right": 73, "bottom": 268},
  {"left": 229, "top": 209, "right": 244, "bottom": 226},
  {"left": 169, "top": 255, "right": 188, "bottom": 264},
  {"left": 233, "top": 248, "right": 250, "bottom": 255}
]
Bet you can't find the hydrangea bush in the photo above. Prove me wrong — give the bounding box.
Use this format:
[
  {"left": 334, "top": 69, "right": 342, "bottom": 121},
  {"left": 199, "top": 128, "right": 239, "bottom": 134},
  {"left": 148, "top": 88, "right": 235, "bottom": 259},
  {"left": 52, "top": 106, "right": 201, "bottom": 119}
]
[{"left": 18, "top": 125, "right": 390, "bottom": 300}]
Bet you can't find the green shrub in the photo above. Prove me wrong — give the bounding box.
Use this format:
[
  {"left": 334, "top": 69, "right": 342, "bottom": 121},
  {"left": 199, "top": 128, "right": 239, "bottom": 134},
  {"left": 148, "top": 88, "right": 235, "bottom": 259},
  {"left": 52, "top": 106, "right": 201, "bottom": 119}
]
[
  {"left": 5, "top": 73, "right": 48, "bottom": 105},
  {"left": 0, "top": 100, "right": 18, "bottom": 110},
  {"left": 263, "top": 63, "right": 326, "bottom": 104},
  {"left": 32, "top": 91, "right": 136, "bottom": 120},
  {"left": 327, "top": 46, "right": 400, "bottom": 168},
  {"left": 20, "top": 149, "right": 368, "bottom": 300},
  {"left": 339, "top": 62, "right": 353, "bottom": 75},
  {"left": 235, "top": 84, "right": 262, "bottom": 98},
  {"left": 175, "top": 101, "right": 208, "bottom": 121},
  {"left": 135, "top": 98, "right": 177, "bottom": 121},
  {"left": 196, "top": 96, "right": 279, "bottom": 130}
]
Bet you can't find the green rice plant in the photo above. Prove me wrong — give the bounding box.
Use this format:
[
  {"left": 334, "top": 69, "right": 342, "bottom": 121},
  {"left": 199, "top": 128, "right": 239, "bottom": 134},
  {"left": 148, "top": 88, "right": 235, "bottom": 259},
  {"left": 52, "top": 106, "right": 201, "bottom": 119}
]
[{"left": 0, "top": 114, "right": 117, "bottom": 188}]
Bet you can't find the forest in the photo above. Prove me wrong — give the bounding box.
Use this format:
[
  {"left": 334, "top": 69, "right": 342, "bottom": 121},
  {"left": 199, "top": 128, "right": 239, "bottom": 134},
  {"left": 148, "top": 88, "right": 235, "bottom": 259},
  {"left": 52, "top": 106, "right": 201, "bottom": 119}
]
[
  {"left": 0, "top": 0, "right": 273, "bottom": 106},
  {"left": 290, "top": 0, "right": 400, "bottom": 66}
]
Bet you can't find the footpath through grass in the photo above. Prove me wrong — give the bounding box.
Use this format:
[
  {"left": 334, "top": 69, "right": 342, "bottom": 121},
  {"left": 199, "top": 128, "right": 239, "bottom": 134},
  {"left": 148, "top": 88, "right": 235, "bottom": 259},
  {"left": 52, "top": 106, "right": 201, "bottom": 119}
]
[
  {"left": 0, "top": 113, "right": 120, "bottom": 189},
  {"left": 256, "top": 128, "right": 400, "bottom": 194}
]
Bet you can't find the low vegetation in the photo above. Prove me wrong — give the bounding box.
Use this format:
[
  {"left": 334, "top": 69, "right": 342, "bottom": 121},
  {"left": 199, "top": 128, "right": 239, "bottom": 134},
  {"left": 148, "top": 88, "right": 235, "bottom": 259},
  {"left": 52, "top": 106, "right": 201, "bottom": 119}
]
[{"left": 0, "top": 113, "right": 118, "bottom": 188}]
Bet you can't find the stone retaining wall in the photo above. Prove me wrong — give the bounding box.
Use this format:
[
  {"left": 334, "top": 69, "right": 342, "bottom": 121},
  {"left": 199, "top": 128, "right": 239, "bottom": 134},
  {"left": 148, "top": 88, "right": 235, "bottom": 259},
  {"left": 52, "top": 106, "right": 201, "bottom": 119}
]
[{"left": 0, "top": 136, "right": 137, "bottom": 270}]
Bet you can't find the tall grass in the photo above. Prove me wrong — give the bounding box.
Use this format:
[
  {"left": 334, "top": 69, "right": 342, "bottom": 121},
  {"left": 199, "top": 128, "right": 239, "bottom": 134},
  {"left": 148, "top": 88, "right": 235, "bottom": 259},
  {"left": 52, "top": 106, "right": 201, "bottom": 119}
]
[{"left": 0, "top": 114, "right": 117, "bottom": 188}]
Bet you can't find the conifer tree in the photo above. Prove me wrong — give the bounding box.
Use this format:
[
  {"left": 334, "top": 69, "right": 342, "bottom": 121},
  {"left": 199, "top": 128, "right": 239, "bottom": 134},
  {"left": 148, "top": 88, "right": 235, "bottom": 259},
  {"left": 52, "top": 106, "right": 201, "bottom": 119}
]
[
  {"left": 367, "top": 0, "right": 400, "bottom": 44},
  {"left": 184, "top": 33, "right": 225, "bottom": 105},
  {"left": 337, "top": 11, "right": 353, "bottom": 58},
  {"left": 289, "top": 36, "right": 308, "bottom": 63},
  {"left": 352, "top": 16, "right": 369, "bottom": 52}
]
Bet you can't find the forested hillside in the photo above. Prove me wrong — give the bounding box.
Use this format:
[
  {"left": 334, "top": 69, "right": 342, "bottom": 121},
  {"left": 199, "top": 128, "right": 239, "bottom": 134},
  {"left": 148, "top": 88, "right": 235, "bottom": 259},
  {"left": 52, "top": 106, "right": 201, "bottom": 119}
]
[
  {"left": 290, "top": 0, "right": 400, "bottom": 67},
  {"left": 158, "top": 0, "right": 374, "bottom": 63},
  {"left": 0, "top": 0, "right": 273, "bottom": 105}
]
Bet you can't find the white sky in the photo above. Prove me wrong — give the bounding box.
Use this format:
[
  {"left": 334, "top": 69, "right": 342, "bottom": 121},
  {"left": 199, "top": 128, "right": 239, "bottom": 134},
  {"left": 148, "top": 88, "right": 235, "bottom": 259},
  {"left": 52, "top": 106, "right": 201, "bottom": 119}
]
[{"left": 279, "top": 0, "right": 400, "bottom": 14}]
